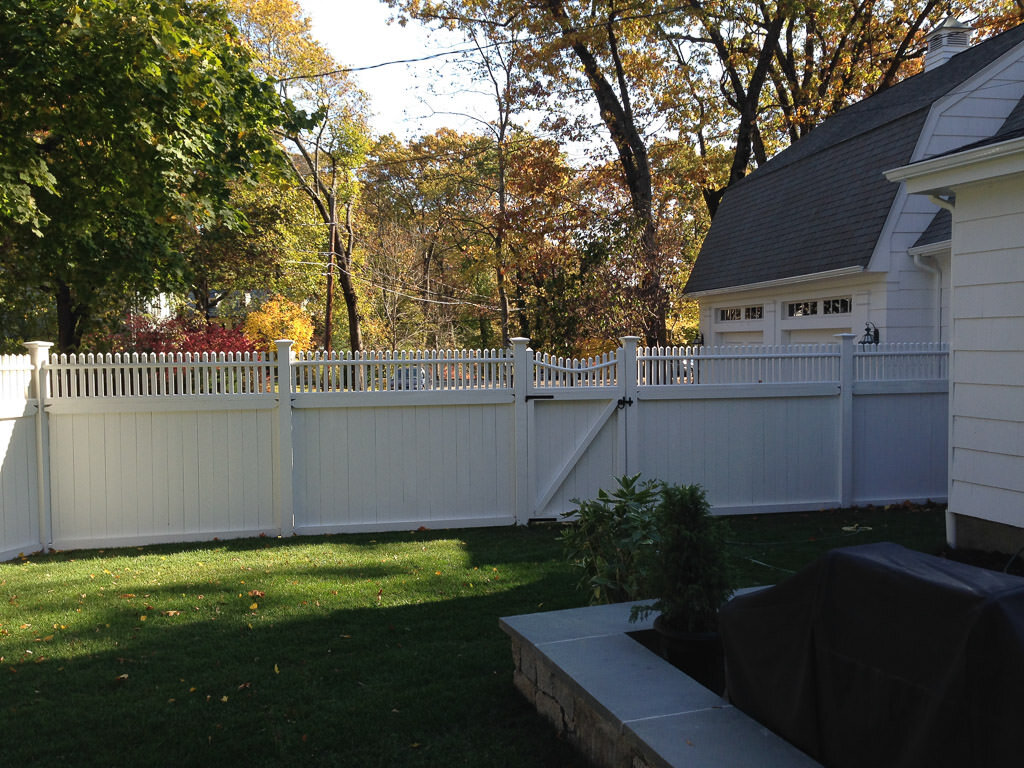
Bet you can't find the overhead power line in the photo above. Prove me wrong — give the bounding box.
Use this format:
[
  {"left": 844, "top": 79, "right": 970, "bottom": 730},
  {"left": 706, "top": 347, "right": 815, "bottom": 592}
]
[{"left": 277, "top": 4, "right": 697, "bottom": 83}]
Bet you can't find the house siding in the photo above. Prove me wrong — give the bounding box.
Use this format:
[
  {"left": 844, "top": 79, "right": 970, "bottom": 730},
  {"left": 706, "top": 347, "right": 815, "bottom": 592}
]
[
  {"left": 697, "top": 274, "right": 884, "bottom": 346},
  {"left": 948, "top": 172, "right": 1024, "bottom": 540}
]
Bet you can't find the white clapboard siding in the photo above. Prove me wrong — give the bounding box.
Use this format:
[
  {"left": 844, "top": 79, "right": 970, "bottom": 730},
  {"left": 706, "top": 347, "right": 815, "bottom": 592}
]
[{"left": 946, "top": 172, "right": 1024, "bottom": 533}]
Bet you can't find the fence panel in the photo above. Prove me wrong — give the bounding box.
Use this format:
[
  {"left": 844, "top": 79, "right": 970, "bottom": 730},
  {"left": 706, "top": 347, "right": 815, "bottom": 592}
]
[
  {"left": 47, "top": 351, "right": 275, "bottom": 398},
  {"left": 851, "top": 389, "right": 948, "bottom": 504},
  {"left": 0, "top": 354, "right": 39, "bottom": 559},
  {"left": 532, "top": 351, "right": 618, "bottom": 388},
  {"left": 47, "top": 405, "right": 277, "bottom": 550},
  {"left": 855, "top": 342, "right": 948, "bottom": 382},
  {"left": 0, "top": 339, "right": 951, "bottom": 558},
  {"left": 291, "top": 400, "right": 516, "bottom": 532},
  {"left": 633, "top": 392, "right": 841, "bottom": 514}
]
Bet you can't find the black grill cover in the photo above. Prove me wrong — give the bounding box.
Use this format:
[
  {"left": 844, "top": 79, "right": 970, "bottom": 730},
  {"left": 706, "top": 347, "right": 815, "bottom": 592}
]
[{"left": 720, "top": 542, "right": 1024, "bottom": 768}]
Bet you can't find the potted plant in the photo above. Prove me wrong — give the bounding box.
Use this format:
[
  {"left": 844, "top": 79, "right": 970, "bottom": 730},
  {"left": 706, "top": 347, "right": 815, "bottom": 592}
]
[{"left": 629, "top": 482, "right": 733, "bottom": 692}]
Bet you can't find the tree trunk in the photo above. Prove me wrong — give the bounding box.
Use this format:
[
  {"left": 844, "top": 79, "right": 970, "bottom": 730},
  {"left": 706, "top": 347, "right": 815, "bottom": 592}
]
[
  {"left": 55, "top": 281, "right": 83, "bottom": 354},
  {"left": 325, "top": 195, "right": 337, "bottom": 353},
  {"left": 337, "top": 201, "right": 363, "bottom": 352},
  {"left": 546, "top": 0, "right": 666, "bottom": 345}
]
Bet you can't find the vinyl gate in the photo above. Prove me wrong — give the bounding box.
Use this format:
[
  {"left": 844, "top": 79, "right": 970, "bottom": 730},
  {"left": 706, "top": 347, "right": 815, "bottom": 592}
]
[{"left": 519, "top": 341, "right": 634, "bottom": 519}]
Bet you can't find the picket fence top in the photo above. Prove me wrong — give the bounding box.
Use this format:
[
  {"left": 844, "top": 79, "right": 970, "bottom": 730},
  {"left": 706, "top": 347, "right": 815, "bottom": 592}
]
[{"left": 0, "top": 340, "right": 950, "bottom": 400}]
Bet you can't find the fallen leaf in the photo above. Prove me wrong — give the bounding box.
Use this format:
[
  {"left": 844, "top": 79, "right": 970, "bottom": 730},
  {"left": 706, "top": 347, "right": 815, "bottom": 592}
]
[
  {"left": 117, "top": 673, "right": 129, "bottom": 680},
  {"left": 248, "top": 590, "right": 265, "bottom": 598},
  {"left": 274, "top": 664, "right": 280, "bottom": 674},
  {"left": 249, "top": 603, "right": 259, "bottom": 611}
]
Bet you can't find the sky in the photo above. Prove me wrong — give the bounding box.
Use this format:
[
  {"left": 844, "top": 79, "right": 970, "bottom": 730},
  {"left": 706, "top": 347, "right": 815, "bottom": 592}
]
[{"left": 298, "top": 0, "right": 486, "bottom": 139}]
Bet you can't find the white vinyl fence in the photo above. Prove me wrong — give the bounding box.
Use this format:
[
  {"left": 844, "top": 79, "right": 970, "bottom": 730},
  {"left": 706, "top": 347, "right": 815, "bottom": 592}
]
[{"left": 0, "top": 336, "right": 948, "bottom": 559}]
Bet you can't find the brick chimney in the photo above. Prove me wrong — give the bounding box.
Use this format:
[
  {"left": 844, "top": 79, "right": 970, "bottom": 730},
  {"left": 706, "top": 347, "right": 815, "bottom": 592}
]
[{"left": 925, "top": 17, "right": 972, "bottom": 71}]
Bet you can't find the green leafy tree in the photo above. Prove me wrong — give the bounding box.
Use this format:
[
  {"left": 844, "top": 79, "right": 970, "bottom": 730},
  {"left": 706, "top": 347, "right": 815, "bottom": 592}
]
[
  {"left": 0, "top": 0, "right": 292, "bottom": 352},
  {"left": 181, "top": 174, "right": 321, "bottom": 324}
]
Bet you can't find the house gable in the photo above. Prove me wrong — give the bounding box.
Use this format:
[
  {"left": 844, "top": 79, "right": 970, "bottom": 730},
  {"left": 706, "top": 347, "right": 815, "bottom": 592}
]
[{"left": 685, "top": 23, "right": 1024, "bottom": 299}]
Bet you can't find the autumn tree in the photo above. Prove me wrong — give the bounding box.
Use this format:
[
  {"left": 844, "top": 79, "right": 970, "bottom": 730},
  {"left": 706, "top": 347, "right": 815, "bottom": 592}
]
[
  {"left": 0, "top": 0, "right": 290, "bottom": 352},
  {"left": 654, "top": 0, "right": 1017, "bottom": 216},
  {"left": 227, "top": 0, "right": 371, "bottom": 353},
  {"left": 243, "top": 295, "right": 315, "bottom": 351},
  {"left": 360, "top": 130, "right": 497, "bottom": 348},
  {"left": 390, "top": 0, "right": 679, "bottom": 345}
]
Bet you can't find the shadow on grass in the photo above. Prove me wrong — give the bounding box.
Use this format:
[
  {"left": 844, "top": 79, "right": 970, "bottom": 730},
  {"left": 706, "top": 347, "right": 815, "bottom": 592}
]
[
  {"left": 3, "top": 509, "right": 948, "bottom": 767},
  {"left": 1, "top": 577, "right": 589, "bottom": 768}
]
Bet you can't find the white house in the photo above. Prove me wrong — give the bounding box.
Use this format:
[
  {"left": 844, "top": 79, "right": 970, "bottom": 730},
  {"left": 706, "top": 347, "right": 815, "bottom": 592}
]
[
  {"left": 684, "top": 19, "right": 1024, "bottom": 347},
  {"left": 886, "top": 130, "right": 1024, "bottom": 553}
]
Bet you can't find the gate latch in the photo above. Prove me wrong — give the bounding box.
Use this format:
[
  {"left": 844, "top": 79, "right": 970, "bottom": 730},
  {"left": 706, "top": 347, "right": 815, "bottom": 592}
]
[{"left": 616, "top": 397, "right": 634, "bottom": 409}]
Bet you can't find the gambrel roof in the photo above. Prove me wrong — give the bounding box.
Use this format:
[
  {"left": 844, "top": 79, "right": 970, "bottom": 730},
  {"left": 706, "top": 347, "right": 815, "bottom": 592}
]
[{"left": 684, "top": 23, "right": 1024, "bottom": 296}]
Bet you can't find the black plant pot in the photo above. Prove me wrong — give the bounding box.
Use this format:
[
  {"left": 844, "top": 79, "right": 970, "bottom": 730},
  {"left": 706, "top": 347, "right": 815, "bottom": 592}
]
[{"left": 653, "top": 614, "right": 725, "bottom": 695}]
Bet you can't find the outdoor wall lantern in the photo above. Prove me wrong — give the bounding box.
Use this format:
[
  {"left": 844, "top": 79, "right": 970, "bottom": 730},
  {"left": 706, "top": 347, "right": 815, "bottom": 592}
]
[{"left": 859, "top": 322, "right": 880, "bottom": 345}]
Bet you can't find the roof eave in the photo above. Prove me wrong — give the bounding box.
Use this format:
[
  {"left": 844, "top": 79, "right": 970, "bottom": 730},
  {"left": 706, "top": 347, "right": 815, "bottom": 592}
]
[
  {"left": 885, "top": 134, "right": 1024, "bottom": 194},
  {"left": 908, "top": 240, "right": 952, "bottom": 258}
]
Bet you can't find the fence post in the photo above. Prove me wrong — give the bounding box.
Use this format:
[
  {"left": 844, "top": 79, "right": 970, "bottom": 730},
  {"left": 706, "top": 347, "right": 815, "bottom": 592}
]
[
  {"left": 512, "top": 337, "right": 531, "bottom": 525},
  {"left": 23, "top": 341, "right": 54, "bottom": 553},
  {"left": 275, "top": 340, "right": 295, "bottom": 537},
  {"left": 837, "top": 333, "right": 858, "bottom": 508},
  {"left": 617, "top": 337, "right": 640, "bottom": 476}
]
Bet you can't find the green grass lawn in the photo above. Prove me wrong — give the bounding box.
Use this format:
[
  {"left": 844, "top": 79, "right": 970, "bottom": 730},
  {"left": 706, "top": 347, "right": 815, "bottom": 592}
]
[{"left": 0, "top": 505, "right": 945, "bottom": 767}]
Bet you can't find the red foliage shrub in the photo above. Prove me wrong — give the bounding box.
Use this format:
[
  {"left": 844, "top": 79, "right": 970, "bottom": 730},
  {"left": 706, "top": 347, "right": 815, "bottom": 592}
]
[{"left": 114, "top": 313, "right": 258, "bottom": 355}]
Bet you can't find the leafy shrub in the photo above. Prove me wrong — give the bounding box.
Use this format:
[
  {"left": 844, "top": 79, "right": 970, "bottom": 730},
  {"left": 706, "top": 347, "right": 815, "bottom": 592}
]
[
  {"left": 110, "top": 312, "right": 257, "bottom": 355},
  {"left": 242, "top": 295, "right": 314, "bottom": 351},
  {"left": 562, "top": 475, "right": 733, "bottom": 632},
  {"left": 630, "top": 483, "right": 733, "bottom": 632},
  {"left": 560, "top": 474, "right": 660, "bottom": 605}
]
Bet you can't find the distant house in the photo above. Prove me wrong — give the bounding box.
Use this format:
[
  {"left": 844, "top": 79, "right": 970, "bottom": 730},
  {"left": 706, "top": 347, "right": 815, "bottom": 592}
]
[
  {"left": 684, "top": 19, "right": 1024, "bottom": 346},
  {"left": 886, "top": 126, "right": 1024, "bottom": 553}
]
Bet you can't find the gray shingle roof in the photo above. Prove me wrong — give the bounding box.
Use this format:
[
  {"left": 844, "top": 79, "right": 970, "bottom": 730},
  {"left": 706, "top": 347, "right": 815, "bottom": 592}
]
[
  {"left": 684, "top": 23, "right": 1024, "bottom": 295},
  {"left": 914, "top": 209, "right": 952, "bottom": 248}
]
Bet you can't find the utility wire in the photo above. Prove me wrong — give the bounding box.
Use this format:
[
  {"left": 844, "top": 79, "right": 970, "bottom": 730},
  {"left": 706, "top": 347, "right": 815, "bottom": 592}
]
[{"left": 276, "top": 4, "right": 701, "bottom": 83}]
